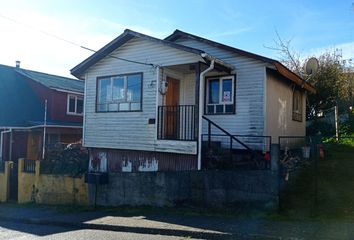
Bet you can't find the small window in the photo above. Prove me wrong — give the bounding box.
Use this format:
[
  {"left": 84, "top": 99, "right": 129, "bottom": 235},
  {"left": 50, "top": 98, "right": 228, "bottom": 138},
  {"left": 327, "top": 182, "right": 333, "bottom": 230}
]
[
  {"left": 67, "top": 95, "right": 84, "bottom": 115},
  {"left": 206, "top": 76, "right": 235, "bottom": 114},
  {"left": 292, "top": 90, "right": 302, "bottom": 121},
  {"left": 97, "top": 73, "right": 142, "bottom": 112}
]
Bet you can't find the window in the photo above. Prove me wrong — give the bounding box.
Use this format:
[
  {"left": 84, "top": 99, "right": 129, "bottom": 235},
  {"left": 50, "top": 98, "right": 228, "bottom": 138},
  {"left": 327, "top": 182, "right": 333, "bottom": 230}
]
[
  {"left": 97, "top": 73, "right": 142, "bottom": 112},
  {"left": 206, "top": 76, "right": 235, "bottom": 114},
  {"left": 67, "top": 95, "right": 84, "bottom": 115},
  {"left": 292, "top": 90, "right": 302, "bottom": 121}
]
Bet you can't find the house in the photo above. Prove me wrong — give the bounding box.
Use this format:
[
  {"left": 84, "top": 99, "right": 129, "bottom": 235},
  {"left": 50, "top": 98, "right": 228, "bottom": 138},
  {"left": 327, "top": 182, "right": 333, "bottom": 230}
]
[
  {"left": 0, "top": 62, "right": 84, "bottom": 200},
  {"left": 71, "top": 29, "right": 316, "bottom": 173}
]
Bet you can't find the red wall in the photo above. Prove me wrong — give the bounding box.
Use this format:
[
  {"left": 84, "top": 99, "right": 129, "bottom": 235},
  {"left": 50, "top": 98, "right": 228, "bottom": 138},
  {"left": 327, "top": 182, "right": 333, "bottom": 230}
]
[{"left": 23, "top": 76, "right": 83, "bottom": 124}]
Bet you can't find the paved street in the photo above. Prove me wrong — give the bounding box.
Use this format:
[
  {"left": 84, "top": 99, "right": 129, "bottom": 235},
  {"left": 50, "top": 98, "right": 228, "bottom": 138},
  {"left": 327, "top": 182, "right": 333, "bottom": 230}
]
[
  {"left": 0, "top": 221, "right": 202, "bottom": 240},
  {"left": 1, "top": 204, "right": 354, "bottom": 239}
]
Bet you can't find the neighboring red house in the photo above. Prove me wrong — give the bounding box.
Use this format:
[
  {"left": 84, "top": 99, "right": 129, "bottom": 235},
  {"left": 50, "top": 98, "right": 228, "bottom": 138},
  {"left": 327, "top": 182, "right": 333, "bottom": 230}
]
[{"left": 0, "top": 62, "right": 84, "bottom": 201}]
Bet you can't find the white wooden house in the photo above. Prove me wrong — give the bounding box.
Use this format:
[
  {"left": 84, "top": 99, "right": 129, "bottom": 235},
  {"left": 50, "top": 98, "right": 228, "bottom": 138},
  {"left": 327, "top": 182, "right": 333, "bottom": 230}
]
[{"left": 71, "top": 29, "right": 315, "bottom": 172}]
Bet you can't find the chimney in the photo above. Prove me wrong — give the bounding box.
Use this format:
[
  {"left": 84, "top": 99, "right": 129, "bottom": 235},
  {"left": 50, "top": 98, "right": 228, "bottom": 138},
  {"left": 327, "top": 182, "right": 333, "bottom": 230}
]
[{"left": 15, "top": 61, "right": 20, "bottom": 68}]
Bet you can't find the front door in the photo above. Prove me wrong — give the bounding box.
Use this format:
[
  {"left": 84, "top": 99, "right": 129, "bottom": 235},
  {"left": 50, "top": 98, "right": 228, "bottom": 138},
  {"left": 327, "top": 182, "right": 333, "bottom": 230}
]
[{"left": 165, "top": 77, "right": 180, "bottom": 139}]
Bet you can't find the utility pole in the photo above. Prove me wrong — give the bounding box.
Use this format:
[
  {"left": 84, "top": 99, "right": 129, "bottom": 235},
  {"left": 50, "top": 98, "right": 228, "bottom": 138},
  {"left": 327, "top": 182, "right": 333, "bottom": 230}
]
[{"left": 335, "top": 105, "right": 339, "bottom": 141}]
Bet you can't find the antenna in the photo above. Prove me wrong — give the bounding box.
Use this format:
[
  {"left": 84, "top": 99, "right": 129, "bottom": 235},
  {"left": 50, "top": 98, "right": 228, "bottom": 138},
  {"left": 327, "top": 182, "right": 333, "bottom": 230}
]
[{"left": 305, "top": 57, "right": 319, "bottom": 76}]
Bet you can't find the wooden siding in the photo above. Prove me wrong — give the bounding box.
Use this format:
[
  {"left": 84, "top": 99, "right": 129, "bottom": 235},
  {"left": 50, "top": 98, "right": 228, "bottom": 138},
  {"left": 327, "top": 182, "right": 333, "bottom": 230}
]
[
  {"left": 174, "top": 38, "right": 267, "bottom": 136},
  {"left": 265, "top": 69, "right": 306, "bottom": 142},
  {"left": 23, "top": 77, "right": 83, "bottom": 123},
  {"left": 84, "top": 37, "right": 202, "bottom": 154}
]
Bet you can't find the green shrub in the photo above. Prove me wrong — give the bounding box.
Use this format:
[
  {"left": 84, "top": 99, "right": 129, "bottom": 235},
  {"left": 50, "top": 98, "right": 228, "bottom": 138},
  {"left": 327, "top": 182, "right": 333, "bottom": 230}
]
[{"left": 41, "top": 143, "right": 89, "bottom": 177}]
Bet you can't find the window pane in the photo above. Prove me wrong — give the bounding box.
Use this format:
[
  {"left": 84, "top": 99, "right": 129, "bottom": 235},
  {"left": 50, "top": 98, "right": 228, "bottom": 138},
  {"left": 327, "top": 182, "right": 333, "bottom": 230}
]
[
  {"left": 222, "top": 79, "right": 232, "bottom": 102},
  {"left": 99, "top": 78, "right": 111, "bottom": 105},
  {"left": 108, "top": 103, "right": 118, "bottom": 111},
  {"left": 293, "top": 91, "right": 301, "bottom": 112},
  {"left": 216, "top": 104, "right": 223, "bottom": 113},
  {"left": 131, "top": 102, "right": 141, "bottom": 111},
  {"left": 98, "top": 104, "right": 107, "bottom": 112},
  {"left": 127, "top": 74, "right": 142, "bottom": 102},
  {"left": 112, "top": 77, "right": 125, "bottom": 101},
  {"left": 119, "top": 103, "right": 129, "bottom": 111},
  {"left": 207, "top": 105, "right": 214, "bottom": 114},
  {"left": 208, "top": 79, "right": 219, "bottom": 104},
  {"left": 225, "top": 104, "right": 234, "bottom": 113},
  {"left": 69, "top": 96, "right": 76, "bottom": 113},
  {"left": 77, "top": 98, "right": 83, "bottom": 114}
]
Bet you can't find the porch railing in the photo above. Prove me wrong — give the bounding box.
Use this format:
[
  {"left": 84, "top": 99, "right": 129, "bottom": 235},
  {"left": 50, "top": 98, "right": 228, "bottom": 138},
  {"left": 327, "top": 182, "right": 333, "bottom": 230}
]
[{"left": 157, "top": 105, "right": 196, "bottom": 141}]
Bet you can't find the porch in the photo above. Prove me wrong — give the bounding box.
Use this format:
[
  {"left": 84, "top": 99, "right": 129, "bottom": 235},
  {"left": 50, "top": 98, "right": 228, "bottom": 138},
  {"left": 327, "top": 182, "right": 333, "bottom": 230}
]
[
  {"left": 155, "top": 62, "right": 271, "bottom": 170},
  {"left": 156, "top": 61, "right": 234, "bottom": 142}
]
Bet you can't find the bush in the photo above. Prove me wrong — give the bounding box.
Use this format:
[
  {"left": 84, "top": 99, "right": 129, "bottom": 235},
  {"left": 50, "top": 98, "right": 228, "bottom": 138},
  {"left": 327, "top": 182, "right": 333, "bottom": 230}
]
[
  {"left": 307, "top": 120, "right": 335, "bottom": 137},
  {"left": 41, "top": 143, "right": 89, "bottom": 177},
  {"left": 340, "top": 113, "right": 354, "bottom": 135}
]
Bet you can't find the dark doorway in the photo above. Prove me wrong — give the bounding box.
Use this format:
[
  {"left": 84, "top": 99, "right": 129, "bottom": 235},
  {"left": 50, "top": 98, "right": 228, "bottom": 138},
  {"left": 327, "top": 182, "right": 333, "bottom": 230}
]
[{"left": 8, "top": 131, "right": 28, "bottom": 201}]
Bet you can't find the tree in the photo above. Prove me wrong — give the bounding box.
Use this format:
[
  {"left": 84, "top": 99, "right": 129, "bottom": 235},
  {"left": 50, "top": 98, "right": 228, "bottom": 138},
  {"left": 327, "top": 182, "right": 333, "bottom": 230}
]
[{"left": 268, "top": 33, "right": 354, "bottom": 120}]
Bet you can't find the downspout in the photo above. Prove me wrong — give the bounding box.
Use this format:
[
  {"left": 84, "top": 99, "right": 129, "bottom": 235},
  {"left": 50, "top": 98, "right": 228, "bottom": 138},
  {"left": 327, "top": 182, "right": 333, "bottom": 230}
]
[
  {"left": 154, "top": 66, "right": 160, "bottom": 143},
  {"left": 9, "top": 129, "right": 13, "bottom": 161},
  {"left": 42, "top": 99, "right": 48, "bottom": 160},
  {"left": 197, "top": 60, "right": 215, "bottom": 170}
]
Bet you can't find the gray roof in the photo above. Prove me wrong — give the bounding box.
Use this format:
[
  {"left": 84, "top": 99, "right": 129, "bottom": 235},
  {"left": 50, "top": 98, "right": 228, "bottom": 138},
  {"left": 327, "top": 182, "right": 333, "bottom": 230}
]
[{"left": 17, "top": 68, "right": 84, "bottom": 93}]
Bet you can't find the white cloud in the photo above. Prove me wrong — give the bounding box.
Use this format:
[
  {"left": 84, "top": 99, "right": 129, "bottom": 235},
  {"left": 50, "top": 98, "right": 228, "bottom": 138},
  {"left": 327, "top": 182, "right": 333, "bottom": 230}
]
[
  {"left": 206, "top": 27, "right": 253, "bottom": 39},
  {"left": 306, "top": 42, "right": 354, "bottom": 61}
]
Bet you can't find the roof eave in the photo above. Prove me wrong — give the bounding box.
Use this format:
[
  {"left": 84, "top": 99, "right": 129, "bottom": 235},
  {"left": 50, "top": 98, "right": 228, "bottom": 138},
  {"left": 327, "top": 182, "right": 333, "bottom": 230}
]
[
  {"left": 273, "top": 62, "right": 316, "bottom": 94},
  {"left": 71, "top": 29, "right": 206, "bottom": 79},
  {"left": 71, "top": 31, "right": 135, "bottom": 79}
]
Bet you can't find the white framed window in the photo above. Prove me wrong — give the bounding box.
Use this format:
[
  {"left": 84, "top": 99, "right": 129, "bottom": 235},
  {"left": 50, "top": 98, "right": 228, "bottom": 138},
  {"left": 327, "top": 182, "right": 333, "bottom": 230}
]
[
  {"left": 206, "top": 75, "right": 235, "bottom": 114},
  {"left": 67, "top": 94, "right": 84, "bottom": 115},
  {"left": 292, "top": 90, "right": 302, "bottom": 122},
  {"left": 97, "top": 73, "right": 142, "bottom": 112}
]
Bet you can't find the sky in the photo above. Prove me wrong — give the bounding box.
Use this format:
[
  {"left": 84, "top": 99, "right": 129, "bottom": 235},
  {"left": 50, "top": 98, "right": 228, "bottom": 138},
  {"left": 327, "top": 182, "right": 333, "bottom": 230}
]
[{"left": 0, "top": 0, "right": 353, "bottom": 78}]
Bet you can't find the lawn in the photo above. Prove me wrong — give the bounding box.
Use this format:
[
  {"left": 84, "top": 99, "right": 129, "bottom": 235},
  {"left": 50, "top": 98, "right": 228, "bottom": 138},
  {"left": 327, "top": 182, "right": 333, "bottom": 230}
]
[{"left": 277, "top": 137, "right": 354, "bottom": 221}]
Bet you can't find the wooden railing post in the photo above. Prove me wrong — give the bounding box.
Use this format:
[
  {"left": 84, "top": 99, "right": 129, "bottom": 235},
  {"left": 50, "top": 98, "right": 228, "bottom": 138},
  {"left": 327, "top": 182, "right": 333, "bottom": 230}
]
[
  {"left": 208, "top": 121, "right": 211, "bottom": 149},
  {"left": 230, "top": 136, "right": 233, "bottom": 161}
]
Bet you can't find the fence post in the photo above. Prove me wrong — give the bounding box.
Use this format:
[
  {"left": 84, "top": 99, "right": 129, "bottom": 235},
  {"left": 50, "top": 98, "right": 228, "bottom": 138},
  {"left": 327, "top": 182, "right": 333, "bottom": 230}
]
[
  {"left": 270, "top": 144, "right": 280, "bottom": 211},
  {"left": 35, "top": 160, "right": 41, "bottom": 178},
  {"left": 18, "top": 158, "right": 24, "bottom": 173},
  {"left": 4, "top": 161, "right": 12, "bottom": 201},
  {"left": 270, "top": 144, "right": 279, "bottom": 172}
]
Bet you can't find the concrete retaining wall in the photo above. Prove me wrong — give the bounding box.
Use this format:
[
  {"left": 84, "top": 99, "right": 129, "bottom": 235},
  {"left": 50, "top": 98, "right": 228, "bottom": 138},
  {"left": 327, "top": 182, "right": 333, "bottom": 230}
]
[
  {"left": 18, "top": 159, "right": 88, "bottom": 205},
  {"left": 90, "top": 170, "right": 279, "bottom": 208}
]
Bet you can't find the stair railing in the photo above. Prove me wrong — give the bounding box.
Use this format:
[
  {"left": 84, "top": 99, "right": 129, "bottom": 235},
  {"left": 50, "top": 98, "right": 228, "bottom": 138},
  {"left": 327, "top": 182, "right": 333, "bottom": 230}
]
[{"left": 202, "top": 116, "right": 266, "bottom": 169}]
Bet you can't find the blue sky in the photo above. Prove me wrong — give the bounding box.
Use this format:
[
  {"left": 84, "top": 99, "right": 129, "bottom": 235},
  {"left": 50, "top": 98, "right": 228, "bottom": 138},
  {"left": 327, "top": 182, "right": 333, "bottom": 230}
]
[{"left": 0, "top": 0, "right": 353, "bottom": 77}]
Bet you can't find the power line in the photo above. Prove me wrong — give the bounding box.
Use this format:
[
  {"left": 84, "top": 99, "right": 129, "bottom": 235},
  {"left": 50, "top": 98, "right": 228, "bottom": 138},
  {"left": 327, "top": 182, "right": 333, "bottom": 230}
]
[
  {"left": 0, "top": 13, "right": 159, "bottom": 68},
  {"left": 80, "top": 46, "right": 158, "bottom": 67}
]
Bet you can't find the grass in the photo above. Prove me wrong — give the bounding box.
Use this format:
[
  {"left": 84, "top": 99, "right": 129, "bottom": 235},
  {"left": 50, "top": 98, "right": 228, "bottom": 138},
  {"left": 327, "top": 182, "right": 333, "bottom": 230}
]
[{"left": 272, "top": 137, "right": 354, "bottom": 221}]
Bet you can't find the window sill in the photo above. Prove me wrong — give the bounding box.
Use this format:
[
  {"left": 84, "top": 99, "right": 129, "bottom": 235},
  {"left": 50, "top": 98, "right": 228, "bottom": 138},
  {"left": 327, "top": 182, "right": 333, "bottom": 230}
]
[
  {"left": 66, "top": 112, "right": 83, "bottom": 116},
  {"left": 95, "top": 110, "right": 143, "bottom": 113},
  {"left": 204, "top": 112, "right": 235, "bottom": 116}
]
